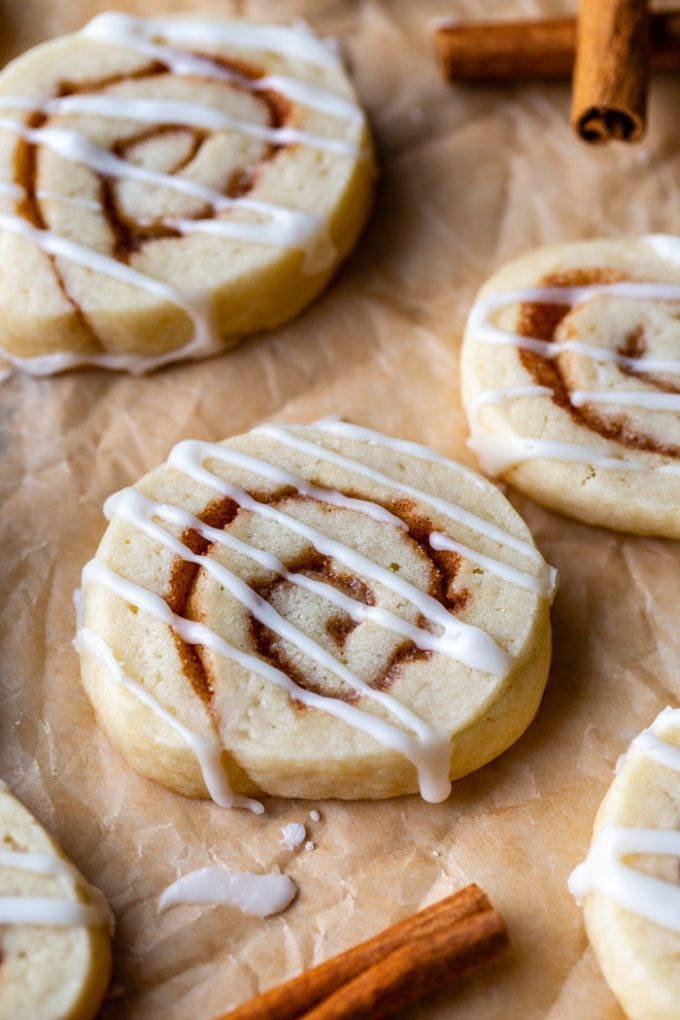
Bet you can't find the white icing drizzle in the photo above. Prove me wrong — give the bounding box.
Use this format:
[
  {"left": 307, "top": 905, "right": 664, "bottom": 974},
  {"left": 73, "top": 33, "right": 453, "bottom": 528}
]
[
  {"left": 82, "top": 559, "right": 453, "bottom": 804},
  {"left": 254, "top": 422, "right": 549, "bottom": 567},
  {"left": 0, "top": 849, "right": 111, "bottom": 928},
  {"left": 101, "top": 487, "right": 452, "bottom": 738},
  {"left": 477, "top": 327, "right": 680, "bottom": 375},
  {"left": 467, "top": 270, "right": 680, "bottom": 476},
  {"left": 84, "top": 12, "right": 341, "bottom": 72},
  {"left": 569, "top": 707, "right": 680, "bottom": 933},
  {"left": 82, "top": 423, "right": 556, "bottom": 807},
  {"left": 0, "top": 120, "right": 334, "bottom": 274},
  {"left": 0, "top": 212, "right": 219, "bottom": 371},
  {"left": 167, "top": 438, "right": 511, "bottom": 675},
  {"left": 0, "top": 15, "right": 363, "bottom": 376},
  {"left": 76, "top": 625, "right": 263, "bottom": 814},
  {"left": 571, "top": 390, "right": 680, "bottom": 411},
  {"left": 628, "top": 706, "right": 680, "bottom": 774},
  {"left": 429, "top": 531, "right": 557, "bottom": 599},
  {"left": 568, "top": 827, "right": 680, "bottom": 934},
  {"left": 471, "top": 385, "right": 680, "bottom": 416},
  {"left": 467, "top": 427, "right": 680, "bottom": 477},
  {"left": 468, "top": 386, "right": 553, "bottom": 415},
  {"left": 314, "top": 416, "right": 488, "bottom": 489},
  {"left": 81, "top": 12, "right": 363, "bottom": 124},
  {"left": 0, "top": 95, "right": 358, "bottom": 158},
  {"left": 0, "top": 897, "right": 103, "bottom": 927},
  {"left": 158, "top": 866, "right": 297, "bottom": 917},
  {"left": 103, "top": 487, "right": 483, "bottom": 664}
]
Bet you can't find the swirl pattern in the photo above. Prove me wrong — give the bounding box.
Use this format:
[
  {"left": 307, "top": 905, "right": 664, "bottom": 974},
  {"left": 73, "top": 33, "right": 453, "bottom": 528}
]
[
  {"left": 77, "top": 421, "right": 553, "bottom": 808},
  {"left": 0, "top": 13, "right": 373, "bottom": 374},
  {"left": 461, "top": 236, "right": 680, "bottom": 536}
]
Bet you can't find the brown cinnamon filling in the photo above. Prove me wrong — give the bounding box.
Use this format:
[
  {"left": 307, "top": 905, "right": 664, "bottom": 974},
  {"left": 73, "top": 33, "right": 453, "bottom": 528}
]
[
  {"left": 11, "top": 52, "right": 294, "bottom": 349},
  {"left": 518, "top": 267, "right": 680, "bottom": 458},
  {"left": 167, "top": 489, "right": 471, "bottom": 709}
]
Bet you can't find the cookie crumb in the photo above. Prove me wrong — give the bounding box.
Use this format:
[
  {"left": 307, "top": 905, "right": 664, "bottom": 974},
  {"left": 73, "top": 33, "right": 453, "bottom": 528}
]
[{"left": 280, "top": 822, "right": 306, "bottom": 850}]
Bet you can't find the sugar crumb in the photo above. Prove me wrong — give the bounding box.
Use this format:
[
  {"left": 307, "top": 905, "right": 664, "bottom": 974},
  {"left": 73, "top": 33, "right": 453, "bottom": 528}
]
[{"left": 280, "top": 822, "right": 306, "bottom": 851}]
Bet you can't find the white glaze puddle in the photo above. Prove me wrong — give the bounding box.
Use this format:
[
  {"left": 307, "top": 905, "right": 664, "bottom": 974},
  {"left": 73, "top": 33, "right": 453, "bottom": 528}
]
[
  {"left": 158, "top": 866, "right": 297, "bottom": 916},
  {"left": 0, "top": 848, "right": 112, "bottom": 928}
]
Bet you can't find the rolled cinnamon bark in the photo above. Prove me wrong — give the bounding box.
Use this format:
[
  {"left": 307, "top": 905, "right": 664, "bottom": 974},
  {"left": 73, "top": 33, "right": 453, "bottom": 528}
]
[
  {"left": 571, "top": 0, "right": 650, "bottom": 143},
  {"left": 433, "top": 12, "right": 680, "bottom": 82},
  {"left": 216, "top": 884, "right": 508, "bottom": 1020}
]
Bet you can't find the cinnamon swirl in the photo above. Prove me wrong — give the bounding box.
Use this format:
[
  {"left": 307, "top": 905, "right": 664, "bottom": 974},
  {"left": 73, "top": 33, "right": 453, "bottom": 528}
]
[
  {"left": 461, "top": 237, "right": 680, "bottom": 537},
  {"left": 77, "top": 420, "right": 554, "bottom": 805},
  {"left": 0, "top": 13, "right": 374, "bottom": 374}
]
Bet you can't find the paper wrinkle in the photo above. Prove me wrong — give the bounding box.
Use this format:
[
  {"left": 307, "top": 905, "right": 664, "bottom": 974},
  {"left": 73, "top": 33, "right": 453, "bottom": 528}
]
[{"left": 1, "top": 1, "right": 679, "bottom": 1018}]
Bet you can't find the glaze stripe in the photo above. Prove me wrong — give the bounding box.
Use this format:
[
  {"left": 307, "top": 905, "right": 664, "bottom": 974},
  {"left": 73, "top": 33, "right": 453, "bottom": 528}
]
[
  {"left": 104, "top": 487, "right": 485, "bottom": 661},
  {"left": 569, "top": 827, "right": 680, "bottom": 934},
  {"left": 76, "top": 625, "right": 262, "bottom": 813},
  {"left": 105, "top": 486, "right": 442, "bottom": 742},
  {"left": 167, "top": 439, "right": 512, "bottom": 675},
  {"left": 82, "top": 560, "right": 453, "bottom": 804},
  {"left": 255, "top": 423, "right": 548, "bottom": 566},
  {"left": 0, "top": 96, "right": 359, "bottom": 158}
]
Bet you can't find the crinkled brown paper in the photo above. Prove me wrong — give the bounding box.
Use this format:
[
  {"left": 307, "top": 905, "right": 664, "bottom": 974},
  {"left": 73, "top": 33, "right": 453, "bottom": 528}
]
[{"left": 1, "top": 0, "right": 679, "bottom": 1016}]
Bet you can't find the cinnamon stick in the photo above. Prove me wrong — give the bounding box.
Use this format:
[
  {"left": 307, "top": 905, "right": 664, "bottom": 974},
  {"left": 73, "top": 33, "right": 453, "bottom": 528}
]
[
  {"left": 571, "top": 0, "right": 650, "bottom": 143},
  {"left": 433, "top": 12, "right": 680, "bottom": 82},
  {"left": 216, "top": 884, "right": 508, "bottom": 1020},
  {"left": 299, "top": 908, "right": 508, "bottom": 1020}
]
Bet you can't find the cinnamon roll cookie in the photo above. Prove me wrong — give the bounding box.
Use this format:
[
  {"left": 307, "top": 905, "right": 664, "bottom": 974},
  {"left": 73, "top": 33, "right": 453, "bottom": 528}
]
[
  {"left": 77, "top": 420, "right": 554, "bottom": 806},
  {"left": 0, "top": 783, "right": 112, "bottom": 1020},
  {"left": 0, "top": 13, "right": 374, "bottom": 374},
  {"left": 569, "top": 708, "right": 680, "bottom": 1020},
  {"left": 461, "top": 236, "right": 680, "bottom": 537}
]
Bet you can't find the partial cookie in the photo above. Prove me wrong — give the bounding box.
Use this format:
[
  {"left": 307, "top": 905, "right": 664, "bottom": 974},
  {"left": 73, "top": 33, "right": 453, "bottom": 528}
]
[
  {"left": 0, "top": 12, "right": 374, "bottom": 374},
  {"left": 0, "top": 782, "right": 112, "bottom": 1020},
  {"left": 461, "top": 236, "right": 680, "bottom": 537},
  {"left": 77, "top": 419, "right": 554, "bottom": 807},
  {"left": 569, "top": 707, "right": 680, "bottom": 1020}
]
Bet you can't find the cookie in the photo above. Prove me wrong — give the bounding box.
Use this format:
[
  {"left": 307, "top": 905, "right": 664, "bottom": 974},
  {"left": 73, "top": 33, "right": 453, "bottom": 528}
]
[
  {"left": 461, "top": 236, "right": 680, "bottom": 537},
  {"left": 569, "top": 707, "right": 680, "bottom": 1020},
  {"left": 0, "top": 12, "right": 374, "bottom": 374},
  {"left": 0, "top": 783, "right": 112, "bottom": 1020},
  {"left": 77, "top": 419, "right": 554, "bottom": 806}
]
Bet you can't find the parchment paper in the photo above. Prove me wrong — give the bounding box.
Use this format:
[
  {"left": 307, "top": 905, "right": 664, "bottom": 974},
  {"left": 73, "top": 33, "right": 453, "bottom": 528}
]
[{"left": 1, "top": 1, "right": 679, "bottom": 1016}]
